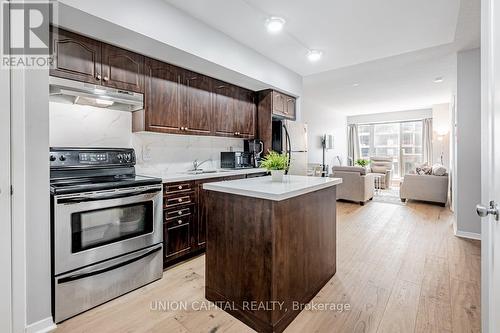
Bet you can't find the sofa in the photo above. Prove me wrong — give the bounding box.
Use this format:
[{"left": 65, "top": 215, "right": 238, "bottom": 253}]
[
  {"left": 400, "top": 174, "right": 449, "bottom": 206},
  {"left": 331, "top": 166, "right": 375, "bottom": 205},
  {"left": 369, "top": 156, "right": 393, "bottom": 189}
]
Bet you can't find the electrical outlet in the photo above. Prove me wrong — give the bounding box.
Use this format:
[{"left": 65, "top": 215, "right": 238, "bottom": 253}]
[{"left": 142, "top": 146, "right": 152, "bottom": 161}]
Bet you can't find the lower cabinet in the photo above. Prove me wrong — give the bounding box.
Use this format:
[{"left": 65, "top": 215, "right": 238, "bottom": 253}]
[{"left": 162, "top": 173, "right": 268, "bottom": 267}]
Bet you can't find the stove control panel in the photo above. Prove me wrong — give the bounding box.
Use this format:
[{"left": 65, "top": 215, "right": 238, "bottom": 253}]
[{"left": 50, "top": 148, "right": 136, "bottom": 168}]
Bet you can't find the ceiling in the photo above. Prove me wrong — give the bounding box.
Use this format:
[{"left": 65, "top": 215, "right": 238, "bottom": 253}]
[
  {"left": 303, "top": 44, "right": 457, "bottom": 116},
  {"left": 164, "top": 0, "right": 461, "bottom": 76}
]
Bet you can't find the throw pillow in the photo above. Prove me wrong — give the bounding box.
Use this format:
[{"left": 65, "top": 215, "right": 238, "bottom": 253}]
[
  {"left": 416, "top": 164, "right": 432, "bottom": 175},
  {"left": 432, "top": 164, "right": 447, "bottom": 176},
  {"left": 371, "top": 165, "right": 387, "bottom": 173}
]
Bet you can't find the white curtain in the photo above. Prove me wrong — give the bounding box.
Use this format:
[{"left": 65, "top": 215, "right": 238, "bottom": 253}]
[
  {"left": 347, "top": 124, "right": 360, "bottom": 166},
  {"left": 423, "top": 118, "right": 433, "bottom": 165}
]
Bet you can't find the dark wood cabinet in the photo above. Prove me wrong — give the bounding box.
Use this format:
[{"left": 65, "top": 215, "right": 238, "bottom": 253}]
[
  {"left": 164, "top": 222, "right": 191, "bottom": 261},
  {"left": 50, "top": 27, "right": 261, "bottom": 140},
  {"left": 163, "top": 173, "right": 268, "bottom": 267},
  {"left": 141, "top": 58, "right": 183, "bottom": 133},
  {"left": 271, "top": 90, "right": 295, "bottom": 119},
  {"left": 183, "top": 72, "right": 212, "bottom": 135},
  {"left": 50, "top": 27, "right": 102, "bottom": 84},
  {"left": 213, "top": 82, "right": 236, "bottom": 136},
  {"left": 213, "top": 82, "right": 256, "bottom": 139},
  {"left": 257, "top": 90, "right": 297, "bottom": 153},
  {"left": 285, "top": 95, "right": 296, "bottom": 119},
  {"left": 234, "top": 88, "right": 256, "bottom": 138},
  {"left": 101, "top": 44, "right": 144, "bottom": 92},
  {"left": 50, "top": 27, "right": 144, "bottom": 92},
  {"left": 272, "top": 91, "right": 286, "bottom": 116}
]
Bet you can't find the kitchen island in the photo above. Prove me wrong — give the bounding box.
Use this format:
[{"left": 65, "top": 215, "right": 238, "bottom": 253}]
[{"left": 203, "top": 175, "right": 342, "bottom": 333}]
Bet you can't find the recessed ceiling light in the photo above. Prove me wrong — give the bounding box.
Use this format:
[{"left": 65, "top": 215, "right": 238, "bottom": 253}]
[
  {"left": 265, "top": 17, "right": 285, "bottom": 33},
  {"left": 352, "top": 83, "right": 360, "bottom": 87},
  {"left": 433, "top": 77, "right": 444, "bottom": 83},
  {"left": 307, "top": 50, "right": 322, "bottom": 62}
]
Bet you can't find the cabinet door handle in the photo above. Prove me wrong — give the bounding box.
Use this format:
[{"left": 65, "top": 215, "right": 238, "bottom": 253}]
[
  {"left": 178, "top": 211, "right": 183, "bottom": 215},
  {"left": 103, "top": 76, "right": 109, "bottom": 82},
  {"left": 180, "top": 127, "right": 185, "bottom": 131},
  {"left": 185, "top": 127, "right": 189, "bottom": 131},
  {"left": 178, "top": 185, "right": 183, "bottom": 190},
  {"left": 96, "top": 74, "right": 101, "bottom": 80},
  {"left": 178, "top": 198, "right": 183, "bottom": 203},
  {"left": 177, "top": 220, "right": 183, "bottom": 225}
]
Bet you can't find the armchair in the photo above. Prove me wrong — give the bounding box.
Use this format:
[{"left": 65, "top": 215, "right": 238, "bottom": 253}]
[
  {"left": 331, "top": 166, "right": 375, "bottom": 205},
  {"left": 369, "top": 156, "right": 393, "bottom": 189}
]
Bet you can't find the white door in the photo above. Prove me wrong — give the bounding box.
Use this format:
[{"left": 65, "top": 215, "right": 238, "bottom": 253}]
[
  {"left": 480, "top": 1, "right": 500, "bottom": 331},
  {"left": 0, "top": 1, "right": 12, "bottom": 331}
]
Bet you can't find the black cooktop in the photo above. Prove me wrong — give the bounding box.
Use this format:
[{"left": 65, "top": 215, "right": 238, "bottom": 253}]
[
  {"left": 49, "top": 147, "right": 162, "bottom": 195},
  {"left": 50, "top": 174, "right": 161, "bottom": 195}
]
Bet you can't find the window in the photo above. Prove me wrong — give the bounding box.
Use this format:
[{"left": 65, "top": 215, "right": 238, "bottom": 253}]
[{"left": 357, "top": 120, "right": 424, "bottom": 178}]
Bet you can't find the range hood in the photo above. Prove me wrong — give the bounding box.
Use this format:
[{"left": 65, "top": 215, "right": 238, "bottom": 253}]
[{"left": 49, "top": 76, "right": 144, "bottom": 112}]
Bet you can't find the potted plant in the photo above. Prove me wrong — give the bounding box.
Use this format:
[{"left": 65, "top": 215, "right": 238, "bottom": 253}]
[
  {"left": 355, "top": 158, "right": 370, "bottom": 168},
  {"left": 260, "top": 151, "right": 289, "bottom": 182}
]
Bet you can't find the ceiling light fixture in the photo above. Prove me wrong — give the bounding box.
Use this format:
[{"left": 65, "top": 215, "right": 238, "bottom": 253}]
[
  {"left": 307, "top": 50, "right": 322, "bottom": 62},
  {"left": 433, "top": 77, "right": 444, "bottom": 83},
  {"left": 265, "top": 16, "right": 286, "bottom": 33},
  {"left": 352, "top": 83, "right": 360, "bottom": 87}
]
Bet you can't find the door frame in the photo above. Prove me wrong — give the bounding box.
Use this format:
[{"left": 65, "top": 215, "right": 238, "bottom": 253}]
[
  {"left": 0, "top": 1, "right": 12, "bottom": 332},
  {"left": 481, "top": 0, "right": 499, "bottom": 331}
]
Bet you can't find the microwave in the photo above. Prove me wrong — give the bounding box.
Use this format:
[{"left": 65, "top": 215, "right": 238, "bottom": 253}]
[{"left": 220, "top": 152, "right": 253, "bottom": 169}]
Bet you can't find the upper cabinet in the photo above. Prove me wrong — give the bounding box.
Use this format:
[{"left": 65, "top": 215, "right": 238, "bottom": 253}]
[
  {"left": 141, "top": 58, "right": 183, "bottom": 133},
  {"left": 101, "top": 44, "right": 144, "bottom": 92},
  {"left": 213, "top": 81, "right": 236, "bottom": 137},
  {"left": 234, "top": 88, "right": 256, "bottom": 138},
  {"left": 183, "top": 72, "right": 213, "bottom": 135},
  {"left": 271, "top": 91, "right": 296, "bottom": 120},
  {"left": 50, "top": 27, "right": 144, "bottom": 93},
  {"left": 213, "top": 82, "right": 256, "bottom": 138},
  {"left": 50, "top": 27, "right": 262, "bottom": 139},
  {"left": 257, "top": 90, "right": 297, "bottom": 152},
  {"left": 50, "top": 27, "right": 102, "bottom": 84},
  {"left": 136, "top": 69, "right": 256, "bottom": 139}
]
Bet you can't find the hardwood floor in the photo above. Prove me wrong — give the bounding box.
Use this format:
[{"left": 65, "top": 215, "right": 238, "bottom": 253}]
[{"left": 55, "top": 201, "right": 481, "bottom": 333}]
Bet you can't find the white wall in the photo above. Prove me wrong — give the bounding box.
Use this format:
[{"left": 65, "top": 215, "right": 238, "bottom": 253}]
[
  {"left": 49, "top": 103, "right": 245, "bottom": 176},
  {"left": 432, "top": 103, "right": 452, "bottom": 169},
  {"left": 56, "top": 0, "right": 302, "bottom": 97},
  {"left": 11, "top": 60, "right": 53, "bottom": 330},
  {"left": 301, "top": 100, "right": 347, "bottom": 167},
  {"left": 455, "top": 48, "right": 481, "bottom": 236},
  {"left": 347, "top": 108, "right": 432, "bottom": 124}
]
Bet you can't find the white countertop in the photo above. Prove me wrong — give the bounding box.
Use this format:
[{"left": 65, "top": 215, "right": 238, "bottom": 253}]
[
  {"left": 203, "top": 175, "right": 342, "bottom": 201},
  {"left": 139, "top": 168, "right": 268, "bottom": 183}
]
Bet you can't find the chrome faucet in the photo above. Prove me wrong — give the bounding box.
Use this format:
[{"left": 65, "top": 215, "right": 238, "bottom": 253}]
[{"left": 191, "top": 158, "right": 212, "bottom": 172}]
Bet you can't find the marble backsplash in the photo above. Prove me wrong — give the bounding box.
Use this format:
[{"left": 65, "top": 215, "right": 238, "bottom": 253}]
[{"left": 49, "top": 102, "right": 244, "bottom": 175}]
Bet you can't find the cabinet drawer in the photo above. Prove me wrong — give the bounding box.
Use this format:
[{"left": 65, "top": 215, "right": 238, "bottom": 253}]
[
  {"left": 164, "top": 191, "right": 195, "bottom": 208},
  {"left": 165, "top": 213, "right": 193, "bottom": 228},
  {"left": 164, "top": 205, "right": 195, "bottom": 222},
  {"left": 164, "top": 182, "right": 193, "bottom": 194},
  {"left": 164, "top": 223, "right": 191, "bottom": 258}
]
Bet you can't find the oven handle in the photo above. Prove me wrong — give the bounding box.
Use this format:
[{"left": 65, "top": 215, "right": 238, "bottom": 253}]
[
  {"left": 57, "top": 187, "right": 161, "bottom": 204},
  {"left": 57, "top": 245, "right": 162, "bottom": 284}
]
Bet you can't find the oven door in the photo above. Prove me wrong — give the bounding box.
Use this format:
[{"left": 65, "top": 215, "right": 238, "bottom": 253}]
[{"left": 53, "top": 184, "right": 162, "bottom": 275}]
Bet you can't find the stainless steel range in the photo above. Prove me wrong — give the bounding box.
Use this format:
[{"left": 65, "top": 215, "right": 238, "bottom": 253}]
[{"left": 50, "top": 147, "right": 163, "bottom": 323}]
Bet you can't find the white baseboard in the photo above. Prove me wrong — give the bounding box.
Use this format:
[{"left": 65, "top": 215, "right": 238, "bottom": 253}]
[
  {"left": 25, "top": 317, "right": 56, "bottom": 333},
  {"left": 454, "top": 229, "right": 481, "bottom": 240}
]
